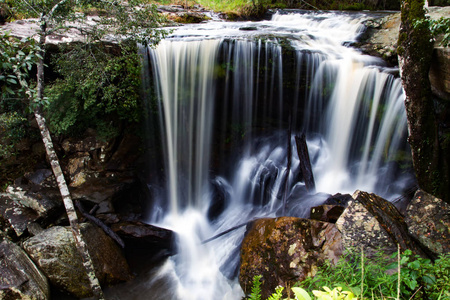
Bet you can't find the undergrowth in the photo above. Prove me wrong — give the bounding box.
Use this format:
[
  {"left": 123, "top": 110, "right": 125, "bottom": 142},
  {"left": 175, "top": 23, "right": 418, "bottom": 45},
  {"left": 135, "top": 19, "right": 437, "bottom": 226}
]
[{"left": 247, "top": 248, "right": 450, "bottom": 300}]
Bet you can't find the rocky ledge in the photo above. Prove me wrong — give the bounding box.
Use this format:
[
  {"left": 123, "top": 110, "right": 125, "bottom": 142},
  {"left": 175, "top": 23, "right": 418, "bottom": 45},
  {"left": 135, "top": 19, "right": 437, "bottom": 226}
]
[{"left": 358, "top": 6, "right": 450, "bottom": 100}]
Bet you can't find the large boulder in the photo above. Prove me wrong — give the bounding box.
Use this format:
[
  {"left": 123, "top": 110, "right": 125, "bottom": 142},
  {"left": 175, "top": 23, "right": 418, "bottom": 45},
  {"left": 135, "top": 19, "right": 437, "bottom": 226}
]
[
  {"left": 239, "top": 217, "right": 342, "bottom": 299},
  {"left": 405, "top": 189, "right": 450, "bottom": 255},
  {"left": 0, "top": 237, "right": 50, "bottom": 299},
  {"left": 429, "top": 47, "right": 450, "bottom": 101},
  {"left": 0, "top": 184, "right": 61, "bottom": 237},
  {"left": 111, "top": 220, "right": 177, "bottom": 256},
  {"left": 336, "top": 190, "right": 429, "bottom": 258},
  {"left": 22, "top": 222, "right": 132, "bottom": 298}
]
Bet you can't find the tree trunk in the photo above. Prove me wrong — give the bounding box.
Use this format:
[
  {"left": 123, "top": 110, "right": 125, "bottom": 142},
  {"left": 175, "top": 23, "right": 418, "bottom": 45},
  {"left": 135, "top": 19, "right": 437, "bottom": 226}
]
[
  {"left": 33, "top": 15, "right": 105, "bottom": 299},
  {"left": 398, "top": 0, "right": 450, "bottom": 203},
  {"left": 295, "top": 134, "right": 316, "bottom": 193}
]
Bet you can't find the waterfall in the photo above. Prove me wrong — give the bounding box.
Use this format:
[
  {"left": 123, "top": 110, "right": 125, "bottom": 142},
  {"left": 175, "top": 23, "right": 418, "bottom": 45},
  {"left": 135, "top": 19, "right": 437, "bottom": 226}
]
[{"left": 136, "top": 10, "right": 414, "bottom": 300}]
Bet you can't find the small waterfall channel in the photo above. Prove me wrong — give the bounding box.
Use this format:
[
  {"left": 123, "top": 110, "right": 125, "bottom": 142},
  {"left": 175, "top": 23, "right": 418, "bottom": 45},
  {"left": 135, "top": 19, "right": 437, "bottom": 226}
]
[{"left": 114, "top": 10, "right": 415, "bottom": 300}]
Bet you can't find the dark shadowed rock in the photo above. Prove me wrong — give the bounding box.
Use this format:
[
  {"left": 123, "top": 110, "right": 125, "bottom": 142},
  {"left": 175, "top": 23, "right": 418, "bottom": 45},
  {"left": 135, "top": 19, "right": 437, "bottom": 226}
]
[
  {"left": 239, "top": 217, "right": 342, "bottom": 299},
  {"left": 0, "top": 237, "right": 50, "bottom": 299},
  {"left": 310, "top": 205, "right": 345, "bottom": 223},
  {"left": 22, "top": 223, "right": 132, "bottom": 298},
  {"left": 405, "top": 189, "right": 450, "bottom": 255},
  {"left": 111, "top": 221, "right": 176, "bottom": 256}
]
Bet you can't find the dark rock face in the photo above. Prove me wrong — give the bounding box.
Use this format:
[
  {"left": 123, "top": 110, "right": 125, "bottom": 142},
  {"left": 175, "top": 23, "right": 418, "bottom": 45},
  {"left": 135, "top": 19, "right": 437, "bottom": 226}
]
[
  {"left": 22, "top": 223, "right": 132, "bottom": 298},
  {"left": 310, "top": 205, "right": 345, "bottom": 223},
  {"left": 239, "top": 217, "right": 342, "bottom": 299},
  {"left": 111, "top": 221, "right": 176, "bottom": 256},
  {"left": 405, "top": 189, "right": 450, "bottom": 255},
  {"left": 0, "top": 237, "right": 50, "bottom": 299}
]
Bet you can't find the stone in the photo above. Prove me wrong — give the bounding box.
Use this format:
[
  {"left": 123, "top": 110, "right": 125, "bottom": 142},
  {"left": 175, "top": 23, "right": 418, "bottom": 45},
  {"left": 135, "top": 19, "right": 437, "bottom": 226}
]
[
  {"left": 22, "top": 223, "right": 132, "bottom": 298},
  {"left": 310, "top": 205, "right": 345, "bottom": 223},
  {"left": 429, "top": 47, "right": 450, "bottom": 101},
  {"left": 0, "top": 238, "right": 50, "bottom": 300},
  {"left": 0, "top": 193, "right": 40, "bottom": 237},
  {"left": 239, "top": 217, "right": 342, "bottom": 299},
  {"left": 111, "top": 221, "right": 176, "bottom": 255},
  {"left": 0, "top": 185, "right": 62, "bottom": 237},
  {"left": 405, "top": 189, "right": 450, "bottom": 255},
  {"left": 336, "top": 190, "right": 429, "bottom": 259},
  {"left": 336, "top": 191, "right": 397, "bottom": 258}
]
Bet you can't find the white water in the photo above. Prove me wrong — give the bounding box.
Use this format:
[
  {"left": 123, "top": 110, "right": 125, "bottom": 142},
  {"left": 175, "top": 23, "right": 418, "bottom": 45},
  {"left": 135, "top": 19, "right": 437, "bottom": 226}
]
[{"left": 136, "top": 10, "right": 412, "bottom": 300}]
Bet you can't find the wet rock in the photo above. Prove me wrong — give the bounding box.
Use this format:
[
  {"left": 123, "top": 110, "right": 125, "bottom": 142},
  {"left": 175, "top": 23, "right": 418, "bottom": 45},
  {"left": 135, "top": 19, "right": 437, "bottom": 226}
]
[
  {"left": 336, "top": 190, "right": 429, "bottom": 259},
  {"left": 324, "top": 193, "right": 352, "bottom": 206},
  {"left": 430, "top": 47, "right": 450, "bottom": 101},
  {"left": 405, "top": 189, "right": 450, "bottom": 255},
  {"left": 111, "top": 221, "right": 176, "bottom": 256},
  {"left": 239, "top": 26, "right": 258, "bottom": 31},
  {"left": 71, "top": 176, "right": 135, "bottom": 205},
  {"left": 310, "top": 205, "right": 345, "bottom": 223},
  {"left": 239, "top": 217, "right": 342, "bottom": 299},
  {"left": 22, "top": 223, "right": 132, "bottom": 298},
  {"left": 0, "top": 237, "right": 50, "bottom": 299},
  {"left": 170, "top": 12, "right": 210, "bottom": 24}
]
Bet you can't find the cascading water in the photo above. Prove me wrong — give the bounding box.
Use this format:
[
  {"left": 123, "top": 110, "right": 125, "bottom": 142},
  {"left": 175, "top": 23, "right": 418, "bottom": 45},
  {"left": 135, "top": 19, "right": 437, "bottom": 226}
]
[{"left": 132, "top": 10, "right": 414, "bottom": 300}]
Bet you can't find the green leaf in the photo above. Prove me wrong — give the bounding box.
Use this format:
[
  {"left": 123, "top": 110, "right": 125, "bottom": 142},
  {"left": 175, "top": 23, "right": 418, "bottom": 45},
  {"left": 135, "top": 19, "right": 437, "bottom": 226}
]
[{"left": 291, "top": 287, "right": 312, "bottom": 300}]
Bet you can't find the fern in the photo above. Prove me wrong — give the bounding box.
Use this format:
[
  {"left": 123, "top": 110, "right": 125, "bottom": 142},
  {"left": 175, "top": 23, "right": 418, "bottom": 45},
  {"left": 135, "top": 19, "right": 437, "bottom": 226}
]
[
  {"left": 267, "top": 286, "right": 284, "bottom": 300},
  {"left": 249, "top": 275, "right": 262, "bottom": 300}
]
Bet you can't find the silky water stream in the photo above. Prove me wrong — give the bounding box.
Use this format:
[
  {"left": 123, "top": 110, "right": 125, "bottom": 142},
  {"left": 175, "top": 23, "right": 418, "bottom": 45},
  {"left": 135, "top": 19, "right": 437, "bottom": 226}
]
[{"left": 107, "top": 10, "right": 415, "bottom": 300}]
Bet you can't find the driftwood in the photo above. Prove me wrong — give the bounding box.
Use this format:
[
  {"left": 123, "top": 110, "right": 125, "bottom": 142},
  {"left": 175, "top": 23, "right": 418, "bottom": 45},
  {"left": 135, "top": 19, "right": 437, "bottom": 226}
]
[
  {"left": 282, "top": 114, "right": 293, "bottom": 215},
  {"left": 295, "top": 133, "right": 316, "bottom": 193},
  {"left": 202, "top": 220, "right": 254, "bottom": 244},
  {"left": 75, "top": 200, "right": 125, "bottom": 249}
]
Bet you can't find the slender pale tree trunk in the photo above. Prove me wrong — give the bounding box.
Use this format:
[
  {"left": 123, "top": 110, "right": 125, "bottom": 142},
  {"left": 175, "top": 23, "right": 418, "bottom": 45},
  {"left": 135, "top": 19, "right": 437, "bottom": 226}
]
[{"left": 32, "top": 14, "right": 105, "bottom": 299}]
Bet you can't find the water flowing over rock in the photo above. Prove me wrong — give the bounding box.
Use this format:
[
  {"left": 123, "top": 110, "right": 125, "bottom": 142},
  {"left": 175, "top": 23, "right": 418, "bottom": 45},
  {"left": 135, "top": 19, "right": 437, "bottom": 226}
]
[
  {"left": 239, "top": 217, "right": 343, "bottom": 299},
  {"left": 0, "top": 237, "right": 50, "bottom": 300},
  {"left": 405, "top": 189, "right": 450, "bottom": 255},
  {"left": 22, "top": 223, "right": 132, "bottom": 298}
]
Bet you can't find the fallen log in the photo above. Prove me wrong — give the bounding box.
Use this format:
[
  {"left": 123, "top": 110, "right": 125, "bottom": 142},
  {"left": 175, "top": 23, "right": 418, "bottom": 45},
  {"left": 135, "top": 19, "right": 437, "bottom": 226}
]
[
  {"left": 74, "top": 200, "right": 125, "bottom": 248},
  {"left": 295, "top": 133, "right": 316, "bottom": 193}
]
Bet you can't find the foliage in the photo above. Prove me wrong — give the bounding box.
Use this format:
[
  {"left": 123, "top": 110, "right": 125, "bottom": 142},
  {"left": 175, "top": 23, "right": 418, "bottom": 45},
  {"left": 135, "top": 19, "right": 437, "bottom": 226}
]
[
  {"left": 415, "top": 16, "right": 450, "bottom": 47},
  {"left": 300, "top": 250, "right": 450, "bottom": 299},
  {"left": 311, "top": 287, "right": 356, "bottom": 300},
  {"left": 0, "top": 111, "right": 27, "bottom": 158},
  {"left": 44, "top": 42, "right": 143, "bottom": 138},
  {"left": 250, "top": 275, "right": 263, "bottom": 300},
  {"left": 247, "top": 277, "right": 356, "bottom": 300},
  {"left": 0, "top": 31, "right": 41, "bottom": 103},
  {"left": 4, "top": 0, "right": 170, "bottom": 139},
  {"left": 249, "top": 250, "right": 450, "bottom": 300},
  {"left": 392, "top": 250, "right": 450, "bottom": 299}
]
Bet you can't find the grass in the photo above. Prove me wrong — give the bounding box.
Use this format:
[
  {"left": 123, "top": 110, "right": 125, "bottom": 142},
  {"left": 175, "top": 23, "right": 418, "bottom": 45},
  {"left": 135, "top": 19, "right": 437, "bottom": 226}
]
[{"left": 246, "top": 246, "right": 450, "bottom": 300}]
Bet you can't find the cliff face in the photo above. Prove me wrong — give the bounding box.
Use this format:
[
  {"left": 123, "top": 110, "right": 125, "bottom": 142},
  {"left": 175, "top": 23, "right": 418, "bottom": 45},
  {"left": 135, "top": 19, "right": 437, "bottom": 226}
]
[{"left": 359, "top": 6, "right": 450, "bottom": 100}]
